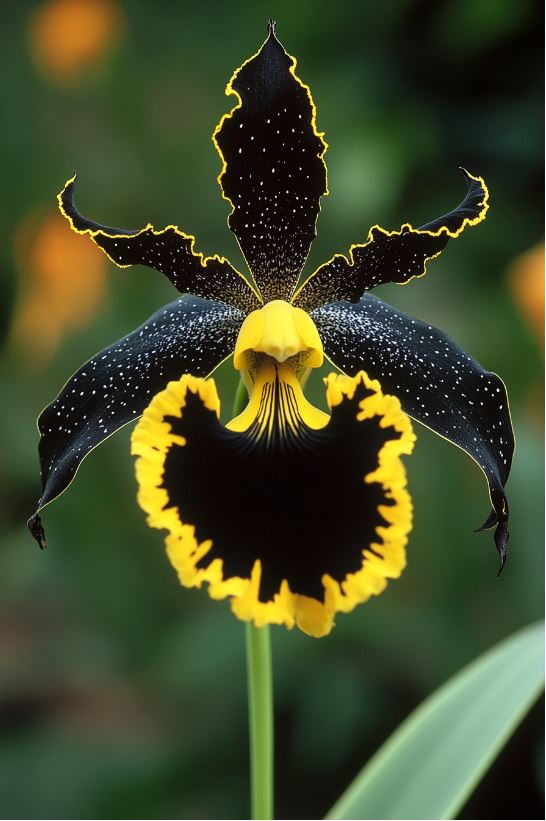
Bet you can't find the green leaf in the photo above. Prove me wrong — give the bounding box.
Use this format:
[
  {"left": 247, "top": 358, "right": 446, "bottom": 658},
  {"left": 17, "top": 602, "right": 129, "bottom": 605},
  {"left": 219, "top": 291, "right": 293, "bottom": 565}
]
[{"left": 326, "top": 622, "right": 544, "bottom": 820}]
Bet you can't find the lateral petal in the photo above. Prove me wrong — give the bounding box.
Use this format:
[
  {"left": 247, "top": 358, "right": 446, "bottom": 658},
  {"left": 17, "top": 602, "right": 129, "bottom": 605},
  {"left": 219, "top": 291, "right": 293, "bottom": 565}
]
[
  {"left": 59, "top": 175, "right": 261, "bottom": 312},
  {"left": 294, "top": 170, "right": 488, "bottom": 311},
  {"left": 28, "top": 296, "right": 244, "bottom": 548}
]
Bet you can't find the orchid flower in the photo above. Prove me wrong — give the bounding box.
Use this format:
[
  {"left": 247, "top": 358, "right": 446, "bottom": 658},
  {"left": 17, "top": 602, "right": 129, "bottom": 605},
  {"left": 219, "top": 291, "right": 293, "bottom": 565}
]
[{"left": 28, "top": 21, "right": 513, "bottom": 637}]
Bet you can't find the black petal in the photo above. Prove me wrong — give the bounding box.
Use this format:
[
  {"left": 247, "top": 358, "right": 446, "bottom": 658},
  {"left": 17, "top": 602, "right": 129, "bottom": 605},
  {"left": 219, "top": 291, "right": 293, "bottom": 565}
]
[
  {"left": 294, "top": 170, "right": 488, "bottom": 311},
  {"left": 312, "top": 294, "right": 513, "bottom": 567},
  {"left": 213, "top": 21, "right": 328, "bottom": 302},
  {"left": 59, "top": 176, "right": 261, "bottom": 313},
  {"left": 28, "top": 296, "right": 245, "bottom": 548}
]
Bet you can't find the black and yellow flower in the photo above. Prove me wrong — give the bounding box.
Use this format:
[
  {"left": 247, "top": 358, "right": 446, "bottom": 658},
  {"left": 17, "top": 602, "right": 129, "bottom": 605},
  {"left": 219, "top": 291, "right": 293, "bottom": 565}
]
[{"left": 28, "top": 21, "right": 513, "bottom": 637}]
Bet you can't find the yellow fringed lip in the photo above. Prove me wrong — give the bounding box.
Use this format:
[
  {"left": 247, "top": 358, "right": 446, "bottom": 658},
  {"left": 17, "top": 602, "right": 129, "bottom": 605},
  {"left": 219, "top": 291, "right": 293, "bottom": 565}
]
[{"left": 131, "top": 362, "right": 415, "bottom": 638}]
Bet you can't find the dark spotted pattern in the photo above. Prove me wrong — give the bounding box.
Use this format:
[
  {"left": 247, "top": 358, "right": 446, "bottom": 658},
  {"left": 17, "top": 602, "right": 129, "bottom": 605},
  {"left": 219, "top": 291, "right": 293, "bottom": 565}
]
[
  {"left": 214, "top": 22, "right": 327, "bottom": 303},
  {"left": 312, "top": 295, "right": 513, "bottom": 566},
  {"left": 60, "top": 178, "right": 261, "bottom": 313},
  {"left": 295, "top": 171, "right": 487, "bottom": 311},
  {"left": 28, "top": 297, "right": 245, "bottom": 548}
]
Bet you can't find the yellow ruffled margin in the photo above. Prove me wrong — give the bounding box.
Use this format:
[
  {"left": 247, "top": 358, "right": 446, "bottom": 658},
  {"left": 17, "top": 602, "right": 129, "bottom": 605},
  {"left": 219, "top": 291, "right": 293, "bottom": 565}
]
[
  {"left": 130, "top": 370, "right": 415, "bottom": 638},
  {"left": 321, "top": 371, "right": 415, "bottom": 624}
]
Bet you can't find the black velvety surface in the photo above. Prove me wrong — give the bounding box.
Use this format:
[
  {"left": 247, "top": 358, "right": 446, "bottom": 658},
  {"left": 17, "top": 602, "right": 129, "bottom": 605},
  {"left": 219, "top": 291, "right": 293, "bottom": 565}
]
[{"left": 162, "top": 379, "right": 399, "bottom": 600}]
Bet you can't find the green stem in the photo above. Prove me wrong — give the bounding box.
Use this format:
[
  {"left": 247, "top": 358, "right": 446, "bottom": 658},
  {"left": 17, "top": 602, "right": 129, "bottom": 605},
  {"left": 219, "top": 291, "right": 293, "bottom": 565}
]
[
  {"left": 232, "top": 379, "right": 274, "bottom": 820},
  {"left": 233, "top": 377, "right": 248, "bottom": 417},
  {"left": 246, "top": 622, "right": 274, "bottom": 820}
]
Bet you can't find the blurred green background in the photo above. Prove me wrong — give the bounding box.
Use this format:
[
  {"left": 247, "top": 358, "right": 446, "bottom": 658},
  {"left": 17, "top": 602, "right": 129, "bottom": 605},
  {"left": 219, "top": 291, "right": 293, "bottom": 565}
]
[{"left": 1, "top": 0, "right": 543, "bottom": 818}]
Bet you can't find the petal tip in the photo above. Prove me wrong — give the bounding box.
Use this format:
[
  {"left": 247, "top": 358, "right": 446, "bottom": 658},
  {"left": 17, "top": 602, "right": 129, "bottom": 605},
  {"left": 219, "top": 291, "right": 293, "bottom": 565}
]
[
  {"left": 64, "top": 172, "right": 78, "bottom": 193},
  {"left": 495, "top": 520, "right": 509, "bottom": 576},
  {"left": 58, "top": 173, "right": 78, "bottom": 214},
  {"left": 28, "top": 512, "right": 47, "bottom": 550},
  {"left": 474, "top": 508, "right": 508, "bottom": 574}
]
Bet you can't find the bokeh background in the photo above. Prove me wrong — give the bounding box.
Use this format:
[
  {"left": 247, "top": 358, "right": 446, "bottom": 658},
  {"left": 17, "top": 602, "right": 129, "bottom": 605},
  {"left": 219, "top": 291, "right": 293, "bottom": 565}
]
[{"left": 1, "top": 1, "right": 543, "bottom": 818}]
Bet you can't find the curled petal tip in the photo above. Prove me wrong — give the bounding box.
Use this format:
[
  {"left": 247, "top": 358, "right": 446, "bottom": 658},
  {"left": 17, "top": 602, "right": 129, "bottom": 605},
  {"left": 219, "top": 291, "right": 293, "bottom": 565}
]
[
  {"left": 474, "top": 509, "right": 497, "bottom": 532},
  {"left": 28, "top": 512, "right": 47, "bottom": 550},
  {"left": 62, "top": 173, "right": 78, "bottom": 200},
  {"left": 267, "top": 18, "right": 277, "bottom": 37},
  {"left": 495, "top": 525, "right": 508, "bottom": 576},
  {"left": 458, "top": 166, "right": 473, "bottom": 186},
  {"left": 496, "top": 544, "right": 507, "bottom": 575},
  {"left": 474, "top": 508, "right": 508, "bottom": 573}
]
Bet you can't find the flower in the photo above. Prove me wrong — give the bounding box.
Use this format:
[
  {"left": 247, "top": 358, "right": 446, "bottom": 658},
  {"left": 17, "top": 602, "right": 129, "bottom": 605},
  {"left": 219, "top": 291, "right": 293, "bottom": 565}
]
[{"left": 28, "top": 21, "right": 513, "bottom": 637}]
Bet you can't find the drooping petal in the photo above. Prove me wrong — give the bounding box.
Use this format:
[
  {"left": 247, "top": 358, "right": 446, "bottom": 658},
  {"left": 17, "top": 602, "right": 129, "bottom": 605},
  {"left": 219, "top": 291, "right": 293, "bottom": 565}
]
[
  {"left": 213, "top": 20, "right": 328, "bottom": 303},
  {"left": 293, "top": 169, "right": 488, "bottom": 311},
  {"left": 312, "top": 294, "right": 513, "bottom": 566},
  {"left": 131, "top": 361, "right": 414, "bottom": 637},
  {"left": 28, "top": 296, "right": 245, "bottom": 548},
  {"left": 59, "top": 176, "right": 261, "bottom": 313}
]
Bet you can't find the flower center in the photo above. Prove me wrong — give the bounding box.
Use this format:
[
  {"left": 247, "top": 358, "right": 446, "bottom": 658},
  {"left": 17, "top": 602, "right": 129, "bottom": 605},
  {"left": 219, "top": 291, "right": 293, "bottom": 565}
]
[{"left": 233, "top": 300, "right": 323, "bottom": 374}]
